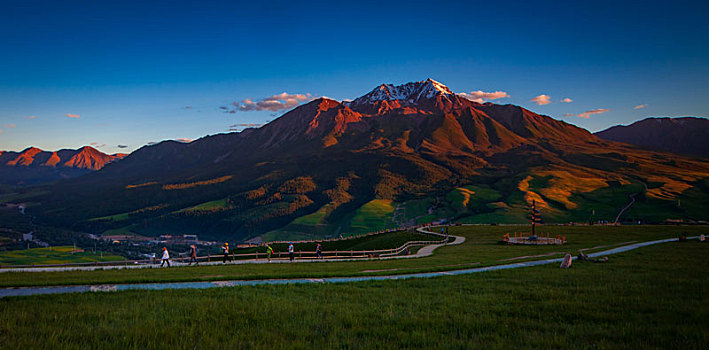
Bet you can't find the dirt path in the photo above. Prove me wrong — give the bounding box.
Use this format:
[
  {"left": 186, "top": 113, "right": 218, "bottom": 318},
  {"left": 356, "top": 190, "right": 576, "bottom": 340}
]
[
  {"left": 614, "top": 181, "right": 648, "bottom": 223},
  {"left": 0, "top": 228, "right": 464, "bottom": 273}
]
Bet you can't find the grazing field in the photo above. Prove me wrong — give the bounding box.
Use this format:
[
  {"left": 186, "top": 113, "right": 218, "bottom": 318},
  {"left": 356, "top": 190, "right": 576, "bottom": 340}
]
[
  {"left": 0, "top": 246, "right": 125, "bottom": 265},
  {"left": 0, "top": 237, "right": 707, "bottom": 348},
  {"left": 348, "top": 199, "right": 397, "bottom": 233},
  {"left": 177, "top": 198, "right": 230, "bottom": 212},
  {"left": 1, "top": 225, "right": 706, "bottom": 288},
  {"left": 291, "top": 203, "right": 331, "bottom": 225}
]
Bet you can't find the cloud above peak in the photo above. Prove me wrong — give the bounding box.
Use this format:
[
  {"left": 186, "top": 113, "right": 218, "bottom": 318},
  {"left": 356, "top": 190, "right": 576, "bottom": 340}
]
[
  {"left": 530, "top": 94, "right": 551, "bottom": 105},
  {"left": 458, "top": 90, "right": 510, "bottom": 103},
  {"left": 66, "top": 113, "right": 80, "bottom": 119},
  {"left": 175, "top": 138, "right": 193, "bottom": 143},
  {"left": 225, "top": 92, "right": 314, "bottom": 113},
  {"left": 634, "top": 104, "right": 647, "bottom": 109},
  {"left": 577, "top": 108, "right": 610, "bottom": 119}
]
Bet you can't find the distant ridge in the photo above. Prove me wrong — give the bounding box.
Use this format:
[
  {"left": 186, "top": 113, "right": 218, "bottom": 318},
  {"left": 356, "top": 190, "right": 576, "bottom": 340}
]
[
  {"left": 0, "top": 146, "right": 126, "bottom": 185},
  {"left": 595, "top": 117, "right": 709, "bottom": 158}
]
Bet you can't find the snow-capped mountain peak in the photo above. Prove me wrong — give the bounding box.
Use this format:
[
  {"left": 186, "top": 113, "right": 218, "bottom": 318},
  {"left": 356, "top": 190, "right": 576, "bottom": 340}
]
[{"left": 350, "top": 78, "right": 454, "bottom": 106}]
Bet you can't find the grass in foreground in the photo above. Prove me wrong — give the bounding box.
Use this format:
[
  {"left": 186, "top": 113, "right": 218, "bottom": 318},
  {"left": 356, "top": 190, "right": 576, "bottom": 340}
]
[
  {"left": 0, "top": 225, "right": 706, "bottom": 288},
  {"left": 0, "top": 240, "right": 707, "bottom": 348}
]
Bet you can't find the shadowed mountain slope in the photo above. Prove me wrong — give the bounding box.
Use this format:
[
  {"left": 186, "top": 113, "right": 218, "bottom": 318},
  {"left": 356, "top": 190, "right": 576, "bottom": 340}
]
[
  {"left": 595, "top": 117, "right": 709, "bottom": 158},
  {"left": 8, "top": 80, "right": 709, "bottom": 241}
]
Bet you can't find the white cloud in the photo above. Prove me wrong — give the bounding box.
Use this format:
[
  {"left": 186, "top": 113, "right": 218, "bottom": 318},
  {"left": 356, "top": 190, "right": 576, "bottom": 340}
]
[
  {"left": 4, "top": 124, "right": 16, "bottom": 128},
  {"left": 458, "top": 90, "right": 510, "bottom": 103},
  {"left": 25, "top": 115, "right": 37, "bottom": 119},
  {"left": 530, "top": 94, "right": 551, "bottom": 105},
  {"left": 66, "top": 113, "right": 80, "bottom": 119},
  {"left": 560, "top": 98, "right": 573, "bottom": 103},
  {"left": 634, "top": 104, "right": 647, "bottom": 110},
  {"left": 562, "top": 113, "right": 576, "bottom": 117},
  {"left": 577, "top": 108, "right": 610, "bottom": 119},
  {"left": 227, "top": 92, "right": 314, "bottom": 112}
]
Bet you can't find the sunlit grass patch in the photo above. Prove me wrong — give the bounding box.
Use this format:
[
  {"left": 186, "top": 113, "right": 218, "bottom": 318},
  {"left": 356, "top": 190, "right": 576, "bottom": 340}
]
[
  {"left": 0, "top": 246, "right": 124, "bottom": 265},
  {"left": 162, "top": 175, "right": 232, "bottom": 190},
  {"left": 349, "top": 199, "right": 396, "bottom": 233}
]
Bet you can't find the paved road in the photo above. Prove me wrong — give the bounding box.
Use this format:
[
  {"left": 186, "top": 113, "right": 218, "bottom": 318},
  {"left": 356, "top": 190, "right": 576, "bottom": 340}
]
[
  {"left": 0, "top": 237, "right": 688, "bottom": 298},
  {"left": 0, "top": 227, "right": 464, "bottom": 273}
]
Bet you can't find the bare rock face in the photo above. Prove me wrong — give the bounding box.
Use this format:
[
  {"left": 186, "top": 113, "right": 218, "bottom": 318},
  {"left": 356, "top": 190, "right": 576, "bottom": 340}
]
[{"left": 0, "top": 146, "right": 126, "bottom": 185}]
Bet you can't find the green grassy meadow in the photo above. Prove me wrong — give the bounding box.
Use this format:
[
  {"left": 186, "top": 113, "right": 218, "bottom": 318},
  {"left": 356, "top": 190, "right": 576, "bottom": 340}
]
[
  {"left": 292, "top": 203, "right": 331, "bottom": 225},
  {"left": 0, "top": 246, "right": 125, "bottom": 265},
  {"left": 237, "top": 229, "right": 433, "bottom": 255},
  {"left": 0, "top": 234, "right": 707, "bottom": 348},
  {"left": 348, "top": 199, "right": 397, "bottom": 233},
  {"left": 1, "top": 225, "right": 706, "bottom": 288},
  {"left": 177, "top": 198, "right": 230, "bottom": 212}
]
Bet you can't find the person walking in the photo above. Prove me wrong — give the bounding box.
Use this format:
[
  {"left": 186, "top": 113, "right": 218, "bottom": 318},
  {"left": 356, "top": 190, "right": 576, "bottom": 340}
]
[
  {"left": 160, "top": 247, "right": 170, "bottom": 267},
  {"left": 266, "top": 243, "right": 274, "bottom": 262},
  {"left": 188, "top": 245, "right": 198, "bottom": 265},
  {"left": 315, "top": 243, "right": 323, "bottom": 260},
  {"left": 288, "top": 242, "right": 294, "bottom": 262},
  {"left": 221, "top": 242, "right": 232, "bottom": 264}
]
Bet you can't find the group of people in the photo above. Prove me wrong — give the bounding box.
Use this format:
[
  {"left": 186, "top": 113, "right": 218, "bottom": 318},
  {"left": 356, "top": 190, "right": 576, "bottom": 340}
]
[
  {"left": 159, "top": 245, "right": 198, "bottom": 267},
  {"left": 158, "top": 241, "right": 326, "bottom": 267},
  {"left": 284, "top": 242, "right": 323, "bottom": 261}
]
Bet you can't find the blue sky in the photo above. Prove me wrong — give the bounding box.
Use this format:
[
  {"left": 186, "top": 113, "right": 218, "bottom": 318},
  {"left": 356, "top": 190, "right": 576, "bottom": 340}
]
[{"left": 1, "top": 0, "right": 707, "bottom": 153}]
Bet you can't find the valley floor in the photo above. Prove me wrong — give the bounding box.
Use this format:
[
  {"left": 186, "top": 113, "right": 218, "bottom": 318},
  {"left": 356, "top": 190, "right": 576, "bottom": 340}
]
[{"left": 0, "top": 230, "right": 707, "bottom": 348}]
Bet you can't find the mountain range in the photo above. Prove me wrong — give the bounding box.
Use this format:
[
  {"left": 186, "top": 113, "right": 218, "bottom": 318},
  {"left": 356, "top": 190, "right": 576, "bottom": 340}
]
[
  {"left": 595, "top": 117, "right": 709, "bottom": 158},
  {"left": 0, "top": 146, "right": 126, "bottom": 186},
  {"left": 4, "top": 79, "right": 709, "bottom": 242}
]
